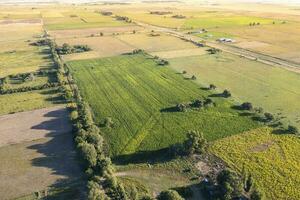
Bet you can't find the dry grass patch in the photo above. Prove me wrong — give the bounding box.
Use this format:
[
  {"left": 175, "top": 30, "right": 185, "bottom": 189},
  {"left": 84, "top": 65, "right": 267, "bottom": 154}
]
[
  {"left": 116, "top": 33, "right": 197, "bottom": 52},
  {"left": 0, "top": 107, "right": 83, "bottom": 200},
  {"left": 56, "top": 36, "right": 135, "bottom": 61}
]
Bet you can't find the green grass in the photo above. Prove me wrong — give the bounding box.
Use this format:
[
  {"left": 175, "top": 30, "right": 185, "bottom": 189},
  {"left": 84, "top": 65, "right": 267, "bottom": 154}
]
[
  {"left": 169, "top": 52, "right": 300, "bottom": 128},
  {"left": 0, "top": 88, "right": 64, "bottom": 115},
  {"left": 0, "top": 47, "right": 52, "bottom": 78},
  {"left": 68, "top": 53, "right": 260, "bottom": 157},
  {"left": 210, "top": 127, "right": 300, "bottom": 200}
]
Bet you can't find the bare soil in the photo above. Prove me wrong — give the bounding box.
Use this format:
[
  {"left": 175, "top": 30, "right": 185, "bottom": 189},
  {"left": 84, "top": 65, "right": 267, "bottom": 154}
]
[{"left": 0, "top": 106, "right": 84, "bottom": 200}]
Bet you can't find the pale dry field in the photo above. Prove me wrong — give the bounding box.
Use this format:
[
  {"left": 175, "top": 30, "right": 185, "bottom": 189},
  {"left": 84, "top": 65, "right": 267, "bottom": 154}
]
[
  {"left": 151, "top": 48, "right": 208, "bottom": 59},
  {"left": 0, "top": 106, "right": 83, "bottom": 200},
  {"left": 49, "top": 26, "right": 144, "bottom": 39},
  {"left": 56, "top": 36, "right": 135, "bottom": 61}
]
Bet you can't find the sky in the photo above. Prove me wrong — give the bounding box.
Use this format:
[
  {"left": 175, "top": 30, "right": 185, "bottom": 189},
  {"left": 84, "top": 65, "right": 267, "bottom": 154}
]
[{"left": 0, "top": 0, "right": 299, "bottom": 4}]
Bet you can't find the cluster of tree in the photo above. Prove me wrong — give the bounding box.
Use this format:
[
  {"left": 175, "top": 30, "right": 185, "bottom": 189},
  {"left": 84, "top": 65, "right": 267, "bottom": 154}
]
[
  {"left": 207, "top": 48, "right": 222, "bottom": 54},
  {"left": 172, "top": 15, "right": 186, "bottom": 19},
  {"left": 149, "top": 11, "right": 172, "bottom": 15},
  {"left": 201, "top": 169, "right": 264, "bottom": 200},
  {"left": 169, "top": 130, "right": 208, "bottom": 157},
  {"left": 0, "top": 82, "right": 62, "bottom": 95},
  {"left": 222, "top": 89, "right": 231, "bottom": 98},
  {"left": 53, "top": 38, "right": 128, "bottom": 199},
  {"left": 176, "top": 98, "right": 215, "bottom": 112},
  {"left": 55, "top": 43, "right": 91, "bottom": 55},
  {"left": 237, "top": 102, "right": 299, "bottom": 135},
  {"left": 30, "top": 38, "right": 51, "bottom": 46},
  {"left": 249, "top": 22, "right": 260, "bottom": 26},
  {"left": 153, "top": 56, "right": 169, "bottom": 66},
  {"left": 125, "top": 49, "right": 145, "bottom": 55},
  {"left": 115, "top": 15, "right": 132, "bottom": 23}
]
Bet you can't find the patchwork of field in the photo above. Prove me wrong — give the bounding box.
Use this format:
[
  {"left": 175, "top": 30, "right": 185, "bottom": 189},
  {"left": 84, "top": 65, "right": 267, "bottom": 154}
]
[
  {"left": 58, "top": 33, "right": 202, "bottom": 61},
  {"left": 0, "top": 107, "right": 83, "bottom": 200},
  {"left": 0, "top": 88, "right": 64, "bottom": 116},
  {"left": 169, "top": 52, "right": 300, "bottom": 128},
  {"left": 210, "top": 127, "right": 300, "bottom": 200},
  {"left": 68, "top": 53, "right": 260, "bottom": 157},
  {"left": 42, "top": 10, "right": 131, "bottom": 30}
]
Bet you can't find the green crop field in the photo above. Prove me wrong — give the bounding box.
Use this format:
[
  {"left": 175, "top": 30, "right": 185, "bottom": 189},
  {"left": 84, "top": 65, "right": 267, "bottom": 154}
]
[
  {"left": 169, "top": 52, "right": 300, "bottom": 128},
  {"left": 68, "top": 53, "right": 260, "bottom": 157},
  {"left": 210, "top": 127, "right": 300, "bottom": 200},
  {"left": 0, "top": 88, "right": 64, "bottom": 116}
]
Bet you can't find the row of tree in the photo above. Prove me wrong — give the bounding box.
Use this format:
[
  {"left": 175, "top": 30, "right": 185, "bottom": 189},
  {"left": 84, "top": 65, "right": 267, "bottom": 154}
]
[
  {"left": 238, "top": 102, "right": 299, "bottom": 134},
  {"left": 49, "top": 38, "right": 129, "bottom": 200},
  {"left": 55, "top": 43, "right": 91, "bottom": 55}
]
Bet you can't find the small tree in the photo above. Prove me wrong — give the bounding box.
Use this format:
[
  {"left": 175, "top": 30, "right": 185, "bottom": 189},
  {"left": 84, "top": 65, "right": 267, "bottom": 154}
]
[
  {"left": 264, "top": 112, "right": 274, "bottom": 122},
  {"left": 191, "top": 75, "right": 197, "bottom": 80},
  {"left": 182, "top": 70, "right": 187, "bottom": 74},
  {"left": 288, "top": 125, "right": 299, "bottom": 134},
  {"left": 223, "top": 89, "right": 231, "bottom": 98},
  {"left": 240, "top": 102, "right": 253, "bottom": 111},
  {"left": 184, "top": 130, "right": 207, "bottom": 155},
  {"left": 250, "top": 189, "right": 263, "bottom": 200},
  {"left": 245, "top": 174, "right": 253, "bottom": 192},
  {"left": 209, "top": 84, "right": 216, "bottom": 90},
  {"left": 157, "top": 190, "right": 184, "bottom": 200},
  {"left": 176, "top": 103, "right": 187, "bottom": 112}
]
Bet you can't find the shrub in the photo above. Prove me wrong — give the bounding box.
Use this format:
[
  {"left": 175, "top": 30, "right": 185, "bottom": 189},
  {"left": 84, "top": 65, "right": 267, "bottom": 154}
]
[
  {"left": 182, "top": 70, "right": 187, "bottom": 74},
  {"left": 176, "top": 103, "right": 188, "bottom": 112},
  {"left": 240, "top": 102, "right": 253, "bottom": 111},
  {"left": 223, "top": 89, "right": 231, "bottom": 98},
  {"left": 184, "top": 130, "right": 207, "bottom": 155},
  {"left": 209, "top": 84, "right": 216, "bottom": 90},
  {"left": 264, "top": 112, "right": 274, "bottom": 122},
  {"left": 191, "top": 75, "right": 197, "bottom": 80},
  {"left": 288, "top": 125, "right": 299, "bottom": 134},
  {"left": 157, "top": 190, "right": 184, "bottom": 200}
]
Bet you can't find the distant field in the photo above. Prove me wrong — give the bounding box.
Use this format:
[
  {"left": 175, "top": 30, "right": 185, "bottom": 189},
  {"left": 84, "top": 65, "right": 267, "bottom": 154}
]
[
  {"left": 68, "top": 53, "right": 260, "bottom": 157},
  {"left": 49, "top": 26, "right": 144, "bottom": 39},
  {"left": 116, "top": 33, "right": 197, "bottom": 52},
  {"left": 210, "top": 127, "right": 300, "bottom": 200},
  {"left": 0, "top": 88, "right": 64, "bottom": 116},
  {"left": 43, "top": 10, "right": 131, "bottom": 30},
  {"left": 169, "top": 52, "right": 300, "bottom": 128}
]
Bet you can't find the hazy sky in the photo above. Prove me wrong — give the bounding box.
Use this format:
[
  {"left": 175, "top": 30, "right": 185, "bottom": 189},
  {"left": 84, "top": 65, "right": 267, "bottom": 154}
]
[{"left": 0, "top": 0, "right": 299, "bottom": 4}]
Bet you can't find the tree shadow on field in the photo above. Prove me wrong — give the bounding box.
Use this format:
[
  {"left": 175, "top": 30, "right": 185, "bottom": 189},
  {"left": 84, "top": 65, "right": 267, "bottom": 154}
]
[
  {"left": 27, "top": 108, "right": 86, "bottom": 199},
  {"left": 113, "top": 147, "right": 174, "bottom": 165}
]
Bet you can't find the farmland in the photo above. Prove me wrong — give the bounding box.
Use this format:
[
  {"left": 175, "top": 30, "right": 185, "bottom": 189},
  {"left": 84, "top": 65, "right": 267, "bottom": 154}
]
[
  {"left": 67, "top": 53, "right": 260, "bottom": 157},
  {"left": 210, "top": 127, "right": 300, "bottom": 200},
  {"left": 1, "top": 1, "right": 300, "bottom": 200},
  {"left": 169, "top": 52, "right": 300, "bottom": 128}
]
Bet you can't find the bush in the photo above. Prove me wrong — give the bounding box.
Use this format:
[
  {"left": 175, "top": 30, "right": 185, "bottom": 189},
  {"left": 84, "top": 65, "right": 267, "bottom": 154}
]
[
  {"left": 288, "top": 125, "right": 299, "bottom": 134},
  {"left": 191, "top": 75, "right": 197, "bottom": 80},
  {"left": 184, "top": 130, "right": 207, "bottom": 155},
  {"left": 157, "top": 190, "right": 184, "bottom": 200},
  {"left": 223, "top": 89, "right": 231, "bottom": 98},
  {"left": 264, "top": 112, "right": 274, "bottom": 122},
  {"left": 240, "top": 102, "right": 253, "bottom": 111},
  {"left": 176, "top": 103, "right": 188, "bottom": 112},
  {"left": 209, "top": 84, "right": 216, "bottom": 90}
]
